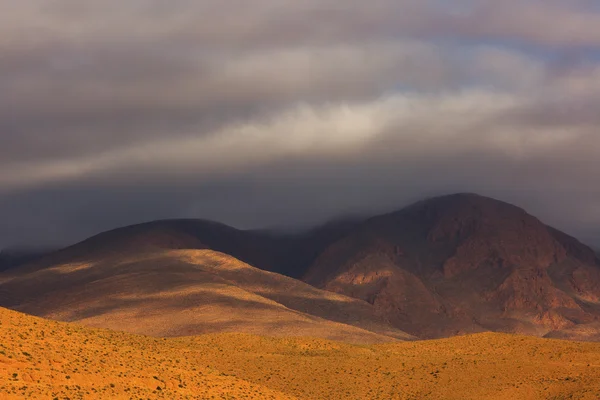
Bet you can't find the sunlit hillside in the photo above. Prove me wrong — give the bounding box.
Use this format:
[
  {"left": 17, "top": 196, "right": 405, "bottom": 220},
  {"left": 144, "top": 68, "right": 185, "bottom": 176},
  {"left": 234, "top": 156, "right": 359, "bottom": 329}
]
[
  {"left": 0, "top": 307, "right": 295, "bottom": 399},
  {"left": 0, "top": 249, "right": 412, "bottom": 343},
  {"left": 2, "top": 306, "right": 600, "bottom": 399}
]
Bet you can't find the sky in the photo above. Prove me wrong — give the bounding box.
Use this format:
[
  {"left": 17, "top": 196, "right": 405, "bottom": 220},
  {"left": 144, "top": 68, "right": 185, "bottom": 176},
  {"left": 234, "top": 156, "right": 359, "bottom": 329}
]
[{"left": 1, "top": 0, "right": 600, "bottom": 249}]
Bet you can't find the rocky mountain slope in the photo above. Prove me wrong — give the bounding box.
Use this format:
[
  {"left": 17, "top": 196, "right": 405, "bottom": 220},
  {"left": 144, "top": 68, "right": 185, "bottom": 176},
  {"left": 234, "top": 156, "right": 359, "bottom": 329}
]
[{"left": 304, "top": 193, "right": 600, "bottom": 339}]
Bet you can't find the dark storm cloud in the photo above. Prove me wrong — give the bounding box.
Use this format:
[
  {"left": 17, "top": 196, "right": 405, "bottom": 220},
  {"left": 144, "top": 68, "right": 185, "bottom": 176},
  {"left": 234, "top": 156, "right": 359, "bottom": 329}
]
[{"left": 1, "top": 0, "right": 600, "bottom": 248}]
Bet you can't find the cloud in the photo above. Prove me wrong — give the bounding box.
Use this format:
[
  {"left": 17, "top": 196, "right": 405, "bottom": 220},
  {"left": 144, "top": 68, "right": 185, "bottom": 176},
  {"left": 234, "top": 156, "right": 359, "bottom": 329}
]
[
  {"left": 1, "top": 0, "right": 600, "bottom": 248},
  {"left": 0, "top": 90, "right": 519, "bottom": 190}
]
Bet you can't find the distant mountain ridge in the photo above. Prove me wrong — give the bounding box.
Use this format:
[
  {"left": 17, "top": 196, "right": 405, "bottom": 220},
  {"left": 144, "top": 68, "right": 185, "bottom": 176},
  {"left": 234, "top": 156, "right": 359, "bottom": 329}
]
[
  {"left": 2, "top": 193, "right": 600, "bottom": 341},
  {"left": 18, "top": 217, "right": 360, "bottom": 279},
  {"left": 0, "top": 247, "right": 56, "bottom": 272}
]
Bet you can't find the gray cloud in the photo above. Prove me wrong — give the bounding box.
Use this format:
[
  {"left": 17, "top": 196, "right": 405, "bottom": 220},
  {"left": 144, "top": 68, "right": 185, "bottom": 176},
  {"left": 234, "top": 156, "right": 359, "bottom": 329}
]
[{"left": 1, "top": 0, "right": 600, "bottom": 249}]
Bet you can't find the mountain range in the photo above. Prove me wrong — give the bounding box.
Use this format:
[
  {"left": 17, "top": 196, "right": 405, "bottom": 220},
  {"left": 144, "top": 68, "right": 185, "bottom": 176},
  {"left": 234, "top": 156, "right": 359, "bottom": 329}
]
[{"left": 1, "top": 193, "right": 599, "bottom": 342}]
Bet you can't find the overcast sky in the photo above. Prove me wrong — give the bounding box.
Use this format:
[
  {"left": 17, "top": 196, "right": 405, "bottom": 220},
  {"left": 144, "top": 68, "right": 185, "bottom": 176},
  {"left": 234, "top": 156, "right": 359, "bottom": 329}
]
[{"left": 1, "top": 0, "right": 600, "bottom": 248}]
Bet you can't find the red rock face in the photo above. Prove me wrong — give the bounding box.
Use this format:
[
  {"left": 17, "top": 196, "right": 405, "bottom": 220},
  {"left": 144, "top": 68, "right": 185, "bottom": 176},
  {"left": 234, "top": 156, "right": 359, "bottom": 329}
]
[
  {"left": 304, "top": 194, "right": 600, "bottom": 339},
  {"left": 565, "top": 265, "right": 600, "bottom": 304}
]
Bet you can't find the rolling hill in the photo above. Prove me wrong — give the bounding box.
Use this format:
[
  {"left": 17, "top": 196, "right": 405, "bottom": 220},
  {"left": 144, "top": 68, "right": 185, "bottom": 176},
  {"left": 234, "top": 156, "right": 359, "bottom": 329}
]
[
  {"left": 0, "top": 306, "right": 296, "bottom": 400},
  {"left": 15, "top": 217, "right": 358, "bottom": 279},
  {"left": 0, "top": 248, "right": 411, "bottom": 343},
  {"left": 3, "top": 305, "right": 600, "bottom": 399}
]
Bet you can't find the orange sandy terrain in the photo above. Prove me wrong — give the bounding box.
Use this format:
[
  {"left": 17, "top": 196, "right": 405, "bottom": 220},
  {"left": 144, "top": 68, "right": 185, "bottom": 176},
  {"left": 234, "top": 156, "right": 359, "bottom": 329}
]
[
  {"left": 2, "top": 306, "right": 600, "bottom": 399},
  {"left": 0, "top": 306, "right": 294, "bottom": 400}
]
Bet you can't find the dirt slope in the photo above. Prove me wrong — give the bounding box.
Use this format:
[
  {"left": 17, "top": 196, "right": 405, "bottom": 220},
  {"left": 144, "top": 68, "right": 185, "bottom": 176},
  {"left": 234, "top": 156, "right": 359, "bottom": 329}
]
[
  {"left": 0, "top": 249, "right": 411, "bottom": 343},
  {"left": 0, "top": 306, "right": 295, "bottom": 400},
  {"left": 2, "top": 306, "right": 600, "bottom": 399}
]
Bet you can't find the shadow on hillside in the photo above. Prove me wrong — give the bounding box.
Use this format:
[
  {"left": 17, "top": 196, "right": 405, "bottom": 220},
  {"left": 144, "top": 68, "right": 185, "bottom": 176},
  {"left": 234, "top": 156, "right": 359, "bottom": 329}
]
[{"left": 0, "top": 251, "right": 404, "bottom": 341}]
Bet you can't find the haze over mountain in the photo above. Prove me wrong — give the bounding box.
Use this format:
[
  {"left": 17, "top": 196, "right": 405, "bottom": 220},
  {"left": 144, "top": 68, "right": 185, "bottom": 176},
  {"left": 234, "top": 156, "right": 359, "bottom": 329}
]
[
  {"left": 2, "top": 193, "right": 600, "bottom": 342},
  {"left": 0, "top": 247, "right": 56, "bottom": 272}
]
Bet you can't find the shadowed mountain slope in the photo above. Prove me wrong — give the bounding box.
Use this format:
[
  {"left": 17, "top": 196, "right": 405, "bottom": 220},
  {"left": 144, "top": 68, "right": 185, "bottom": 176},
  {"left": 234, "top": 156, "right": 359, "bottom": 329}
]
[
  {"left": 304, "top": 193, "right": 600, "bottom": 339},
  {"left": 0, "top": 249, "right": 411, "bottom": 343},
  {"left": 14, "top": 217, "right": 359, "bottom": 279}
]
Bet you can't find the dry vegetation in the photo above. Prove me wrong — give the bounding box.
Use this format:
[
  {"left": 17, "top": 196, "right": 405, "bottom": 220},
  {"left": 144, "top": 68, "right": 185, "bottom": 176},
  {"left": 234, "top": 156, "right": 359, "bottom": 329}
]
[
  {"left": 3, "top": 306, "right": 600, "bottom": 399},
  {"left": 0, "top": 306, "right": 294, "bottom": 400}
]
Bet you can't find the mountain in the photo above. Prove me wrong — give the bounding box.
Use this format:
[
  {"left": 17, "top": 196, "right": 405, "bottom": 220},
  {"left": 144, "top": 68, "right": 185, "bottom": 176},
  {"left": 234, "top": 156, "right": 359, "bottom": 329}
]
[
  {"left": 15, "top": 217, "right": 358, "bottom": 278},
  {"left": 3, "top": 192, "right": 600, "bottom": 342},
  {"left": 0, "top": 247, "right": 411, "bottom": 343},
  {"left": 304, "top": 193, "right": 600, "bottom": 339},
  {"left": 3, "top": 305, "right": 600, "bottom": 400}
]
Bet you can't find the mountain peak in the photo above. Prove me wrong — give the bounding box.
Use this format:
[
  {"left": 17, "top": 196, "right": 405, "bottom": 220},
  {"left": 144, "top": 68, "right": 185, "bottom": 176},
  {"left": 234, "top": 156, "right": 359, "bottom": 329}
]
[
  {"left": 304, "top": 193, "right": 600, "bottom": 338},
  {"left": 400, "top": 192, "right": 528, "bottom": 217}
]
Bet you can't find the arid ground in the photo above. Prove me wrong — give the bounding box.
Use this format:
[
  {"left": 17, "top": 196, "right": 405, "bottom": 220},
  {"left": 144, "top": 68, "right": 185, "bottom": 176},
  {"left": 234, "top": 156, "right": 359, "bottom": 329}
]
[{"left": 2, "top": 306, "right": 600, "bottom": 400}]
